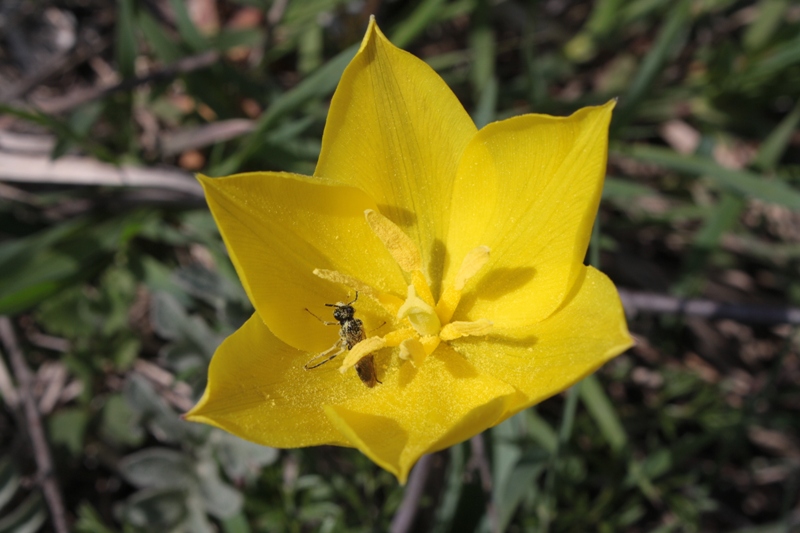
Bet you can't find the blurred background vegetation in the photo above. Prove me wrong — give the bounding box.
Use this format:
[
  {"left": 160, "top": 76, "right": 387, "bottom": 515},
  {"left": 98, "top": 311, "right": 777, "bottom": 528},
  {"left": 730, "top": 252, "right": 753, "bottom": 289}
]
[{"left": 0, "top": 0, "right": 799, "bottom": 531}]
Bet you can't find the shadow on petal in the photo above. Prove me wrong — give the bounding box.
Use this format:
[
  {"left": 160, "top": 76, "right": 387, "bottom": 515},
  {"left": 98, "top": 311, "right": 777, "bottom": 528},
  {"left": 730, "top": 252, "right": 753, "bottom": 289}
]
[
  {"left": 324, "top": 345, "right": 517, "bottom": 483},
  {"left": 473, "top": 266, "right": 537, "bottom": 300},
  {"left": 324, "top": 404, "right": 409, "bottom": 480}
]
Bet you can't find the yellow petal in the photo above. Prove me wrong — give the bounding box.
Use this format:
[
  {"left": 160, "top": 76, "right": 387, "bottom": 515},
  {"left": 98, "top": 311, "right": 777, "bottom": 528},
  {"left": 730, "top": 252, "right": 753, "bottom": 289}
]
[
  {"left": 323, "top": 345, "right": 516, "bottom": 483},
  {"left": 315, "top": 18, "right": 477, "bottom": 292},
  {"left": 451, "top": 266, "right": 633, "bottom": 420},
  {"left": 198, "top": 172, "right": 406, "bottom": 353},
  {"left": 185, "top": 313, "right": 372, "bottom": 448},
  {"left": 446, "top": 102, "right": 615, "bottom": 328}
]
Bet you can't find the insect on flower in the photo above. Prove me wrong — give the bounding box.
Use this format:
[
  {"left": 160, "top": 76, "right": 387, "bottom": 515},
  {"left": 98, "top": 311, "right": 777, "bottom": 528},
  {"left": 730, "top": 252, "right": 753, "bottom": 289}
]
[{"left": 304, "top": 292, "right": 381, "bottom": 388}]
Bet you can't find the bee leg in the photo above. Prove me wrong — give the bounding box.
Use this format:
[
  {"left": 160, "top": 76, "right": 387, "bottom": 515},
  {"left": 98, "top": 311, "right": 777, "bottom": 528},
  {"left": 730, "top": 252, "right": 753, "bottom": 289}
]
[{"left": 304, "top": 342, "right": 346, "bottom": 370}]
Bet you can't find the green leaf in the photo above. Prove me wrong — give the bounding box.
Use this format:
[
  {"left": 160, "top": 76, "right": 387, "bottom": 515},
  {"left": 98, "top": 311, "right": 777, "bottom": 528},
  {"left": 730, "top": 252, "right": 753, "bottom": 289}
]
[
  {"left": 616, "top": 144, "right": 800, "bottom": 210},
  {"left": 196, "top": 459, "right": 243, "bottom": 519},
  {"left": 430, "top": 443, "right": 466, "bottom": 533},
  {"left": 74, "top": 502, "right": 116, "bottom": 533},
  {"left": 213, "top": 45, "right": 358, "bottom": 175},
  {"left": 221, "top": 513, "right": 251, "bottom": 533},
  {"left": 744, "top": 0, "right": 790, "bottom": 51},
  {"left": 167, "top": 0, "right": 209, "bottom": 52},
  {"left": 48, "top": 407, "right": 90, "bottom": 457},
  {"left": 298, "top": 25, "right": 323, "bottom": 75},
  {"left": 116, "top": 0, "right": 138, "bottom": 78},
  {"left": 615, "top": 0, "right": 691, "bottom": 126},
  {"left": 150, "top": 291, "right": 218, "bottom": 358},
  {"left": 123, "top": 374, "right": 196, "bottom": 443},
  {"left": 579, "top": 374, "right": 628, "bottom": 453},
  {"left": 0, "top": 458, "right": 20, "bottom": 512},
  {"left": 587, "top": 0, "right": 627, "bottom": 38},
  {"left": 101, "top": 394, "right": 145, "bottom": 447},
  {"left": 469, "top": 0, "right": 494, "bottom": 96},
  {"left": 119, "top": 448, "right": 197, "bottom": 490},
  {"left": 118, "top": 487, "right": 188, "bottom": 530},
  {"left": 472, "top": 76, "right": 498, "bottom": 129},
  {"left": 751, "top": 98, "right": 800, "bottom": 171},
  {"left": 525, "top": 410, "right": 558, "bottom": 454},
  {"left": 0, "top": 492, "right": 46, "bottom": 533},
  {"left": 138, "top": 10, "right": 184, "bottom": 63},
  {"left": 390, "top": 0, "right": 447, "bottom": 49},
  {"left": 491, "top": 414, "right": 550, "bottom": 532},
  {"left": 211, "top": 431, "right": 279, "bottom": 482},
  {"left": 603, "top": 176, "right": 661, "bottom": 200},
  {"left": 745, "top": 31, "right": 800, "bottom": 86}
]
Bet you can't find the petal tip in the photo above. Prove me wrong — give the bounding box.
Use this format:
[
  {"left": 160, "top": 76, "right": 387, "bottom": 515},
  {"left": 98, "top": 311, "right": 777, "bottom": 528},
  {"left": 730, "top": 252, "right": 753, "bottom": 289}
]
[
  {"left": 359, "top": 15, "right": 380, "bottom": 53},
  {"left": 196, "top": 173, "right": 213, "bottom": 187},
  {"left": 358, "top": 15, "right": 393, "bottom": 55}
]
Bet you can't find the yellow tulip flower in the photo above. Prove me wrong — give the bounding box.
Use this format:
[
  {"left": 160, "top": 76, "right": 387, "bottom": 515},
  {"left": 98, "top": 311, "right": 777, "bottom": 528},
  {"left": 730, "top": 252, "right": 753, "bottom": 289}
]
[{"left": 185, "top": 17, "right": 633, "bottom": 484}]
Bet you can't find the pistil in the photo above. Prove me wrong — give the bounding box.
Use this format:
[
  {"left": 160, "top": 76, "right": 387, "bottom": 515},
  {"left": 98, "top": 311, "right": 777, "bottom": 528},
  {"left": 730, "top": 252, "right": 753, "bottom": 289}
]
[{"left": 314, "top": 209, "right": 495, "bottom": 380}]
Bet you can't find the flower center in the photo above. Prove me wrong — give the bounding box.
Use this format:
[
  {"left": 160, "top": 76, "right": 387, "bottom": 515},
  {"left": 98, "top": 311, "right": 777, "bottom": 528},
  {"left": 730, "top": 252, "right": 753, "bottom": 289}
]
[{"left": 313, "top": 209, "right": 492, "bottom": 379}]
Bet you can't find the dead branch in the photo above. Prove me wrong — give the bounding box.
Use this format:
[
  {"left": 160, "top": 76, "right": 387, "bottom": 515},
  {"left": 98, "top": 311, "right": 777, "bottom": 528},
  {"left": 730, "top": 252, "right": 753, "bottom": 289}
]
[
  {"left": 619, "top": 289, "right": 800, "bottom": 325},
  {"left": 390, "top": 453, "right": 434, "bottom": 533},
  {"left": 0, "top": 151, "right": 203, "bottom": 198},
  {"left": 0, "top": 317, "right": 69, "bottom": 533},
  {"left": 34, "top": 51, "right": 220, "bottom": 115}
]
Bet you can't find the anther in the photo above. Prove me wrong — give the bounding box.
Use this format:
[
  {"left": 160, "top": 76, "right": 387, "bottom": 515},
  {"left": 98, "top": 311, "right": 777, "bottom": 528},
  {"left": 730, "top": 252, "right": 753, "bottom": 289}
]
[
  {"left": 439, "top": 319, "right": 493, "bottom": 341},
  {"left": 364, "top": 209, "right": 422, "bottom": 273}
]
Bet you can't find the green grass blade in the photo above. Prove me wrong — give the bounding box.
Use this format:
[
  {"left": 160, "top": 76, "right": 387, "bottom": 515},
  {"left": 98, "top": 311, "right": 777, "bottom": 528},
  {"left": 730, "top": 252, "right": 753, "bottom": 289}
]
[
  {"left": 212, "top": 45, "right": 358, "bottom": 175},
  {"left": 167, "top": 0, "right": 209, "bottom": 51},
  {"left": 580, "top": 374, "right": 628, "bottom": 453},
  {"left": 472, "top": 77, "right": 497, "bottom": 129},
  {"left": 616, "top": 144, "right": 800, "bottom": 209},
  {"left": 138, "top": 9, "right": 184, "bottom": 63},
  {"left": 469, "top": 0, "right": 494, "bottom": 96},
  {"left": 390, "top": 0, "right": 447, "bottom": 49},
  {"left": 116, "top": 0, "right": 138, "bottom": 78},
  {"left": 744, "top": 0, "right": 790, "bottom": 51},
  {"left": 615, "top": 0, "right": 690, "bottom": 126},
  {"left": 751, "top": 98, "right": 800, "bottom": 171}
]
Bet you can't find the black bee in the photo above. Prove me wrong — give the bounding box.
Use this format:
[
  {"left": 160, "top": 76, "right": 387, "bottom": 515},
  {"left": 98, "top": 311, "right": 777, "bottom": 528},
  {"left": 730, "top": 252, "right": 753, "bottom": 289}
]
[{"left": 304, "top": 292, "right": 381, "bottom": 387}]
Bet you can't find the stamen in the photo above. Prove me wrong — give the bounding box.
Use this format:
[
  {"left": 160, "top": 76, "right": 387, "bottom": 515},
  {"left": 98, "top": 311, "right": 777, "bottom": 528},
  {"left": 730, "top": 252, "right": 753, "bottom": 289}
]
[
  {"left": 398, "top": 338, "right": 426, "bottom": 366},
  {"left": 439, "top": 319, "right": 493, "bottom": 341},
  {"left": 313, "top": 268, "right": 404, "bottom": 315},
  {"left": 397, "top": 285, "right": 441, "bottom": 336},
  {"left": 411, "top": 270, "right": 435, "bottom": 307},
  {"left": 455, "top": 246, "right": 490, "bottom": 290},
  {"left": 420, "top": 335, "right": 441, "bottom": 356},
  {"left": 435, "top": 245, "right": 490, "bottom": 324},
  {"left": 364, "top": 209, "right": 421, "bottom": 272},
  {"left": 384, "top": 328, "right": 417, "bottom": 346},
  {"left": 340, "top": 336, "right": 387, "bottom": 372}
]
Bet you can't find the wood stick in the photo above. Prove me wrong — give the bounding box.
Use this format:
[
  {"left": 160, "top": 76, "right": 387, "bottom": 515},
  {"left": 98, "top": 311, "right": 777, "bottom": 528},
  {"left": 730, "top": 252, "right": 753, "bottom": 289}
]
[{"left": 0, "top": 317, "right": 69, "bottom": 533}]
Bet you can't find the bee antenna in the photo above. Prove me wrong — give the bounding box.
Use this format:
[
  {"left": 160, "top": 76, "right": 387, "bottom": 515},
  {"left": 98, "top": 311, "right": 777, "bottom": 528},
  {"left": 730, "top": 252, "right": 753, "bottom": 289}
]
[
  {"left": 347, "top": 291, "right": 359, "bottom": 305},
  {"left": 305, "top": 308, "right": 324, "bottom": 322}
]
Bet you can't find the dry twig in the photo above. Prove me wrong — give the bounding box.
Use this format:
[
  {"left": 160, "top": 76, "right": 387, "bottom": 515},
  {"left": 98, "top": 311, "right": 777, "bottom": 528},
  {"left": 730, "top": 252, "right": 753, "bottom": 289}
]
[
  {"left": 390, "top": 453, "right": 434, "bottom": 533},
  {"left": 0, "top": 317, "right": 69, "bottom": 533},
  {"left": 619, "top": 289, "right": 800, "bottom": 325},
  {"left": 0, "top": 151, "right": 203, "bottom": 198},
  {"left": 33, "top": 51, "right": 220, "bottom": 115}
]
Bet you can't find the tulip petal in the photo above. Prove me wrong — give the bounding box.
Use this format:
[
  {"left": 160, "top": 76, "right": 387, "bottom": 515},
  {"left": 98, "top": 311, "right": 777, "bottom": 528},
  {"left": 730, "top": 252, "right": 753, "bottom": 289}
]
[
  {"left": 446, "top": 102, "right": 614, "bottom": 328},
  {"left": 185, "top": 313, "right": 373, "bottom": 447},
  {"left": 199, "top": 172, "right": 406, "bottom": 353},
  {"left": 315, "top": 18, "right": 477, "bottom": 291},
  {"left": 324, "top": 345, "right": 516, "bottom": 483},
  {"left": 452, "top": 266, "right": 633, "bottom": 419}
]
